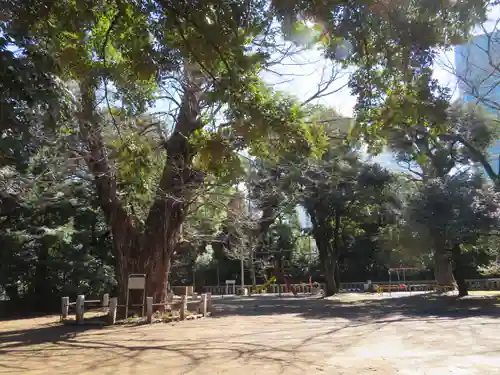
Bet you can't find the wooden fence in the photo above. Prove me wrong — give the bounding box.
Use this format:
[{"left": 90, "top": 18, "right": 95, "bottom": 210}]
[
  {"left": 61, "top": 292, "right": 212, "bottom": 325},
  {"left": 201, "top": 278, "right": 500, "bottom": 295}
]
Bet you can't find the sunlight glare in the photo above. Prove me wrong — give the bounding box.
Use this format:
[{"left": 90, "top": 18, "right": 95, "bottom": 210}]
[
  {"left": 304, "top": 19, "right": 315, "bottom": 28},
  {"left": 334, "top": 40, "right": 353, "bottom": 60}
]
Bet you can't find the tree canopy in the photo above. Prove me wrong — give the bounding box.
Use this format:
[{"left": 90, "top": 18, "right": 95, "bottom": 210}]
[{"left": 1, "top": 0, "right": 500, "bottom": 307}]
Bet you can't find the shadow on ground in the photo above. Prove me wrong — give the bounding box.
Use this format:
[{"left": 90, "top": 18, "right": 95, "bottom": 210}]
[
  {"left": 0, "top": 327, "right": 316, "bottom": 375},
  {"left": 212, "top": 292, "right": 500, "bottom": 322},
  {"left": 2, "top": 293, "right": 498, "bottom": 353},
  {"left": 0, "top": 323, "right": 107, "bottom": 352},
  {"left": 0, "top": 318, "right": 322, "bottom": 374},
  {"left": 0, "top": 293, "right": 499, "bottom": 374}
]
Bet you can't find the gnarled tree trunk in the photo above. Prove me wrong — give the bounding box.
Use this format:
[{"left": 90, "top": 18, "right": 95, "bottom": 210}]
[
  {"left": 451, "top": 244, "right": 468, "bottom": 297},
  {"left": 312, "top": 227, "right": 338, "bottom": 296},
  {"left": 431, "top": 234, "right": 455, "bottom": 287},
  {"left": 137, "top": 130, "right": 201, "bottom": 301},
  {"left": 433, "top": 250, "right": 455, "bottom": 287},
  {"left": 78, "top": 69, "right": 203, "bottom": 304},
  {"left": 309, "top": 209, "right": 339, "bottom": 296},
  {"left": 322, "top": 251, "right": 339, "bottom": 296}
]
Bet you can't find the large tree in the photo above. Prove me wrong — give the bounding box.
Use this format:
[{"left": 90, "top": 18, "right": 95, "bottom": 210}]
[
  {"left": 405, "top": 174, "right": 500, "bottom": 296},
  {"left": 4, "top": 1, "right": 323, "bottom": 301},
  {"left": 300, "top": 149, "right": 399, "bottom": 295},
  {"left": 374, "top": 101, "right": 499, "bottom": 285},
  {"left": 2, "top": 0, "right": 489, "bottom": 302}
]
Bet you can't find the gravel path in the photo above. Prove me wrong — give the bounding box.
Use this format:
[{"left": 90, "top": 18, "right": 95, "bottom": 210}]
[{"left": 1, "top": 293, "right": 499, "bottom": 375}]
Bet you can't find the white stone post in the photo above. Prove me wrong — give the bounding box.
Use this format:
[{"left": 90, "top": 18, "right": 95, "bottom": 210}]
[
  {"left": 102, "top": 293, "right": 109, "bottom": 307},
  {"left": 76, "top": 295, "right": 85, "bottom": 325},
  {"left": 146, "top": 297, "right": 153, "bottom": 324},
  {"left": 207, "top": 292, "right": 212, "bottom": 314},
  {"left": 180, "top": 295, "right": 186, "bottom": 321},
  {"left": 202, "top": 293, "right": 207, "bottom": 317},
  {"left": 167, "top": 292, "right": 174, "bottom": 303},
  {"left": 61, "top": 297, "right": 69, "bottom": 320},
  {"left": 108, "top": 297, "right": 117, "bottom": 325}
]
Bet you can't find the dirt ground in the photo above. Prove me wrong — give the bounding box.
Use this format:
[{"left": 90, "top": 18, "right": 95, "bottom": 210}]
[{"left": 1, "top": 292, "right": 499, "bottom": 375}]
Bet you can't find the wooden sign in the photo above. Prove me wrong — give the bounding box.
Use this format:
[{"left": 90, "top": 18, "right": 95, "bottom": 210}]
[
  {"left": 126, "top": 274, "right": 147, "bottom": 318},
  {"left": 128, "top": 274, "right": 146, "bottom": 290}
]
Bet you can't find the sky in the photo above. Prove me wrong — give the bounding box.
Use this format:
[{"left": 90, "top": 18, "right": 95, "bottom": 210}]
[
  {"left": 148, "top": 5, "right": 499, "bottom": 227},
  {"left": 261, "top": 5, "right": 500, "bottom": 170},
  {"left": 260, "top": 5, "right": 500, "bottom": 228}
]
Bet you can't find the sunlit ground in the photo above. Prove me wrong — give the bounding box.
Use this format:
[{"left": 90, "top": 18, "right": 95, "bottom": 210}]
[
  {"left": 1, "top": 292, "right": 499, "bottom": 375},
  {"left": 468, "top": 290, "right": 500, "bottom": 296}
]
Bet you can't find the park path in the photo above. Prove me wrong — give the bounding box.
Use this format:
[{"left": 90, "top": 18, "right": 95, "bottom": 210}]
[{"left": 0, "top": 294, "right": 499, "bottom": 375}]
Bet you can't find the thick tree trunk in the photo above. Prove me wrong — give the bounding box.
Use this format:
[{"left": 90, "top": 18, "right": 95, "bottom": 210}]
[
  {"left": 451, "top": 244, "right": 468, "bottom": 297},
  {"left": 310, "top": 211, "right": 338, "bottom": 296},
  {"left": 316, "top": 237, "right": 338, "bottom": 296},
  {"left": 133, "top": 66, "right": 204, "bottom": 302},
  {"left": 79, "top": 70, "right": 203, "bottom": 305},
  {"left": 254, "top": 204, "right": 279, "bottom": 256},
  {"left": 111, "top": 221, "right": 140, "bottom": 304},
  {"left": 78, "top": 78, "right": 139, "bottom": 302},
  {"left": 138, "top": 199, "right": 180, "bottom": 301},
  {"left": 433, "top": 250, "right": 456, "bottom": 287},
  {"left": 138, "top": 129, "right": 201, "bottom": 302},
  {"left": 432, "top": 235, "right": 455, "bottom": 287},
  {"left": 325, "top": 267, "right": 337, "bottom": 295},
  {"left": 322, "top": 251, "right": 338, "bottom": 296}
]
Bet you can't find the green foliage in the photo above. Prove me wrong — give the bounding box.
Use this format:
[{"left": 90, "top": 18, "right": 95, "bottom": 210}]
[
  {"left": 9, "top": 0, "right": 159, "bottom": 112},
  {"left": 3, "top": 0, "right": 327, "bottom": 202},
  {"left": 408, "top": 175, "right": 499, "bottom": 244},
  {"left": 2, "top": 0, "right": 497, "bottom": 304},
  {"left": 264, "top": 222, "right": 296, "bottom": 259},
  {"left": 107, "top": 129, "right": 165, "bottom": 220},
  {"left": 249, "top": 111, "right": 407, "bottom": 286},
  {"left": 272, "top": 0, "right": 487, "bottom": 131},
  {"left": 192, "top": 131, "right": 246, "bottom": 184},
  {"left": 301, "top": 149, "right": 402, "bottom": 266},
  {"left": 478, "top": 256, "right": 500, "bottom": 277},
  {"left": 403, "top": 174, "right": 500, "bottom": 276},
  {"left": 380, "top": 101, "right": 500, "bottom": 182},
  {"left": 0, "top": 34, "right": 70, "bottom": 171},
  {"left": 0, "top": 180, "right": 115, "bottom": 308}
]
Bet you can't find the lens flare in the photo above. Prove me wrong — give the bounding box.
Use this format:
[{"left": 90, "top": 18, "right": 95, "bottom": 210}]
[{"left": 334, "top": 40, "right": 353, "bottom": 60}]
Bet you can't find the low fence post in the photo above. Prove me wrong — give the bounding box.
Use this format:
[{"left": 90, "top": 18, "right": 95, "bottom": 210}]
[
  {"left": 167, "top": 292, "right": 174, "bottom": 303},
  {"left": 202, "top": 293, "right": 207, "bottom": 317},
  {"left": 146, "top": 297, "right": 153, "bottom": 324},
  {"left": 108, "top": 297, "right": 117, "bottom": 325},
  {"left": 76, "top": 295, "right": 85, "bottom": 325},
  {"left": 180, "top": 295, "right": 186, "bottom": 321},
  {"left": 102, "top": 293, "right": 109, "bottom": 308},
  {"left": 206, "top": 292, "right": 212, "bottom": 314},
  {"left": 61, "top": 297, "right": 69, "bottom": 321}
]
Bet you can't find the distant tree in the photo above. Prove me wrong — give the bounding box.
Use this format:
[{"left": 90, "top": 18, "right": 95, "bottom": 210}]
[
  {"left": 405, "top": 174, "right": 500, "bottom": 296},
  {"left": 1, "top": 0, "right": 491, "bottom": 302}
]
